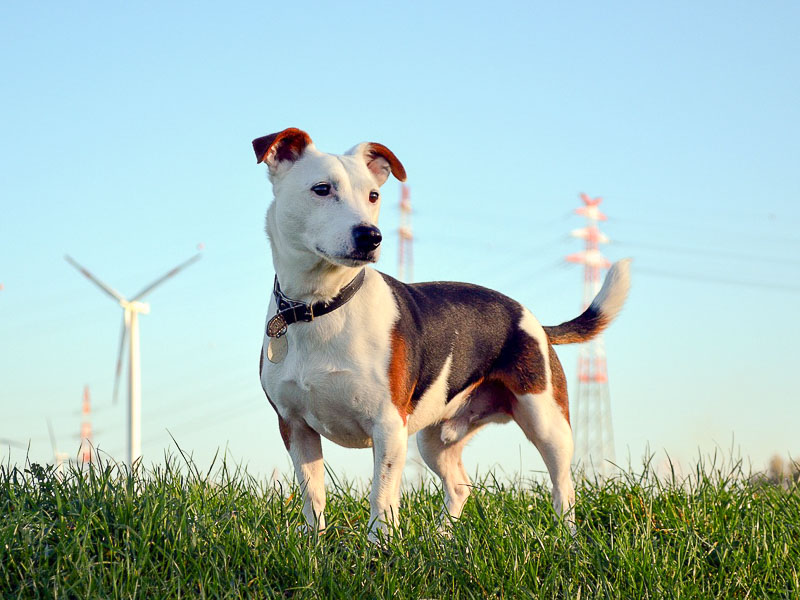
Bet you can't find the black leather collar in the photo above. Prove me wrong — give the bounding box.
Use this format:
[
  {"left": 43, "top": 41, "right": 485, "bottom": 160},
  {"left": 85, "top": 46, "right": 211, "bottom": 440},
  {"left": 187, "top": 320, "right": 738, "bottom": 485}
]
[{"left": 267, "top": 269, "right": 366, "bottom": 338}]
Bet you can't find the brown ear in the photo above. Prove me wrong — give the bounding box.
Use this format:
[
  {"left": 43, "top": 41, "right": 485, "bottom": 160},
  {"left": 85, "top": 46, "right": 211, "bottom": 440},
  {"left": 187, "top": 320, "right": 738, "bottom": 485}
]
[
  {"left": 252, "top": 128, "right": 312, "bottom": 171},
  {"left": 362, "top": 142, "right": 407, "bottom": 184}
]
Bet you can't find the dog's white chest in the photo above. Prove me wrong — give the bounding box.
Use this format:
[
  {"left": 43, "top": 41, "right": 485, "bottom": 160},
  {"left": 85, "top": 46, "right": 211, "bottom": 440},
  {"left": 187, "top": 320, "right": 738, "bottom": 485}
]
[
  {"left": 260, "top": 273, "right": 397, "bottom": 448},
  {"left": 268, "top": 360, "right": 375, "bottom": 448}
]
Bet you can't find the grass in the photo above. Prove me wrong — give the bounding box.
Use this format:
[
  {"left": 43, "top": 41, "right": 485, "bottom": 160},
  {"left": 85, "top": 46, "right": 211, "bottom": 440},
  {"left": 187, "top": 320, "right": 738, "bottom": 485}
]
[{"left": 1, "top": 453, "right": 799, "bottom": 599}]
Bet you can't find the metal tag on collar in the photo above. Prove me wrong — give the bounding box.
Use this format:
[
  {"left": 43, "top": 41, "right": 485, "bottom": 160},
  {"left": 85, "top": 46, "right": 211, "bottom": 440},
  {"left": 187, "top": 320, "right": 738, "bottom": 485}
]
[
  {"left": 267, "top": 334, "right": 288, "bottom": 363},
  {"left": 267, "top": 314, "right": 288, "bottom": 338}
]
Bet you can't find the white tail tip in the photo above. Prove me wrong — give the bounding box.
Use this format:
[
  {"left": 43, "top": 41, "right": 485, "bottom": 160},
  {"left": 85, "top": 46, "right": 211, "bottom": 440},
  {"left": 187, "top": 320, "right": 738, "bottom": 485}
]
[{"left": 590, "top": 258, "right": 632, "bottom": 321}]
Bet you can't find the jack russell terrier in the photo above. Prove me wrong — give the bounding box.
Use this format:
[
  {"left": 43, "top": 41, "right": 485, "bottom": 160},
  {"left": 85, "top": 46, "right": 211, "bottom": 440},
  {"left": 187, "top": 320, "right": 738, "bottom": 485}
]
[{"left": 254, "top": 128, "right": 631, "bottom": 541}]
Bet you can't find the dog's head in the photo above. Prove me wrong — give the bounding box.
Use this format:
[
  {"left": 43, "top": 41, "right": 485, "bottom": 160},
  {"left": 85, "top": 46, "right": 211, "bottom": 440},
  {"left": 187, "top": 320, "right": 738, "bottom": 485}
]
[{"left": 253, "top": 128, "right": 406, "bottom": 268}]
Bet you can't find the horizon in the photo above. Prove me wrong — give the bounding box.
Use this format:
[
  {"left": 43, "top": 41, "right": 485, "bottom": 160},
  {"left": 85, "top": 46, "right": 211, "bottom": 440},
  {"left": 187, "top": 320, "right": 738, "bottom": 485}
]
[{"left": 2, "top": 1, "right": 799, "bottom": 482}]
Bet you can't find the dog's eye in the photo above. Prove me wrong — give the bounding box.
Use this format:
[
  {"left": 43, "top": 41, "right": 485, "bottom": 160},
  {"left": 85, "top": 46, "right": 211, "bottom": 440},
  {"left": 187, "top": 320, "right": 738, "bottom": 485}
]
[
  {"left": 369, "top": 191, "right": 380, "bottom": 203},
  {"left": 311, "top": 183, "right": 331, "bottom": 197}
]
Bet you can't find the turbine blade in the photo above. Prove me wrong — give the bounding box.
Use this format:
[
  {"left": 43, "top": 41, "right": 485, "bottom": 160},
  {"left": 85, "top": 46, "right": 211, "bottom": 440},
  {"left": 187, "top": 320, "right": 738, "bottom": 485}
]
[
  {"left": 130, "top": 253, "right": 202, "bottom": 301},
  {"left": 112, "top": 313, "right": 130, "bottom": 405},
  {"left": 0, "top": 437, "right": 26, "bottom": 449},
  {"left": 65, "top": 255, "right": 127, "bottom": 303}
]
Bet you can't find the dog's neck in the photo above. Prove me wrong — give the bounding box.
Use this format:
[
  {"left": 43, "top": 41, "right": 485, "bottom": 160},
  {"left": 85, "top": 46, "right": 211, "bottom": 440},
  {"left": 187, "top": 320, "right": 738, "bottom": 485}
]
[{"left": 267, "top": 215, "right": 362, "bottom": 304}]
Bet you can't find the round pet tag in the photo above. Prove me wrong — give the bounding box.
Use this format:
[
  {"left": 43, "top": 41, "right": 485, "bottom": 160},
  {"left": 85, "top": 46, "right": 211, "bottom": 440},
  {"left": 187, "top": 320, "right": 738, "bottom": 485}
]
[{"left": 267, "top": 335, "right": 288, "bottom": 363}]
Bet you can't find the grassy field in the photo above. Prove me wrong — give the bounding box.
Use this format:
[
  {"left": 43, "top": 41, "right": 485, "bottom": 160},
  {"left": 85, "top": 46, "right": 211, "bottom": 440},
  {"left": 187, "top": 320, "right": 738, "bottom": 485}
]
[{"left": 1, "top": 454, "right": 799, "bottom": 599}]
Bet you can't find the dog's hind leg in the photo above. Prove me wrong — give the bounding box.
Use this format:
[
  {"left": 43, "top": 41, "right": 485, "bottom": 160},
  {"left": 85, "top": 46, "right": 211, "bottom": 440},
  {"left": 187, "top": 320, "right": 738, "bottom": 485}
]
[
  {"left": 285, "top": 420, "right": 327, "bottom": 533},
  {"left": 511, "top": 385, "right": 576, "bottom": 530},
  {"left": 417, "top": 424, "right": 481, "bottom": 527}
]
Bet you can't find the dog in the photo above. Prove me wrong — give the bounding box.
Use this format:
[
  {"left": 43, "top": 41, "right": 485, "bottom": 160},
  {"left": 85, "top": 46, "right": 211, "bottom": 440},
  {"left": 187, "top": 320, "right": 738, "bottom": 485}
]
[{"left": 254, "top": 128, "right": 631, "bottom": 541}]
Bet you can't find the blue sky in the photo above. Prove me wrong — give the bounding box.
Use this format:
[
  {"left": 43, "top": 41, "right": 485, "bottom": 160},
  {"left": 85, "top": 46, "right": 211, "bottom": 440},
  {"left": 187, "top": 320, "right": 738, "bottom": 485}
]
[{"left": 2, "top": 1, "right": 799, "bottom": 481}]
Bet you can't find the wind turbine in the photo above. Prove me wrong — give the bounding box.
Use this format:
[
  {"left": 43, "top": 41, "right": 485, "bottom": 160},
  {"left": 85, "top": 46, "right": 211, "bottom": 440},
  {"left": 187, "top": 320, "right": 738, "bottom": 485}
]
[{"left": 65, "top": 252, "right": 201, "bottom": 465}]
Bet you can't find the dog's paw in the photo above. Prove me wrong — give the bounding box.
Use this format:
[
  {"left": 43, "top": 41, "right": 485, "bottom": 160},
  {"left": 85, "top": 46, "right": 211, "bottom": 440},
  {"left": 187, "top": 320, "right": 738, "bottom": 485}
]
[
  {"left": 296, "top": 523, "right": 327, "bottom": 537},
  {"left": 367, "top": 519, "right": 403, "bottom": 546}
]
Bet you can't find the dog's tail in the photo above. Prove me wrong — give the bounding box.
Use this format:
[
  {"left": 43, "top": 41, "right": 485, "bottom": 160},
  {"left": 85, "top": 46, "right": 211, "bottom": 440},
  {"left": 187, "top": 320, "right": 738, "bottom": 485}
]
[{"left": 544, "top": 258, "right": 631, "bottom": 345}]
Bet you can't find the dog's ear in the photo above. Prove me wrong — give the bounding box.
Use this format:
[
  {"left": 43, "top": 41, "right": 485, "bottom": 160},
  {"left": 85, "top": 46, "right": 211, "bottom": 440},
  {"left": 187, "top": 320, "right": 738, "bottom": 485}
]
[
  {"left": 347, "top": 142, "right": 407, "bottom": 185},
  {"left": 252, "top": 128, "right": 313, "bottom": 176}
]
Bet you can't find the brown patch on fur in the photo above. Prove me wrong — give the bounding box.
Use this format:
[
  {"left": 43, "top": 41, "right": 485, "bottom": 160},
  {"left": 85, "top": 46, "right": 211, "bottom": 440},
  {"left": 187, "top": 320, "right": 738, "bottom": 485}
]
[
  {"left": 388, "top": 327, "right": 415, "bottom": 424},
  {"left": 264, "top": 396, "right": 292, "bottom": 451},
  {"left": 549, "top": 345, "right": 570, "bottom": 422},
  {"left": 491, "top": 330, "right": 548, "bottom": 396},
  {"left": 365, "top": 142, "right": 407, "bottom": 182},
  {"left": 252, "top": 127, "right": 312, "bottom": 165},
  {"left": 277, "top": 414, "right": 292, "bottom": 451}
]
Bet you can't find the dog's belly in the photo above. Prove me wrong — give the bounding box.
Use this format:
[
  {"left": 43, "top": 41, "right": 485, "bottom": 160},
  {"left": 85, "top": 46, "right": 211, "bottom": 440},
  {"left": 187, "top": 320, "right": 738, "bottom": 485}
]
[{"left": 269, "top": 369, "right": 376, "bottom": 449}]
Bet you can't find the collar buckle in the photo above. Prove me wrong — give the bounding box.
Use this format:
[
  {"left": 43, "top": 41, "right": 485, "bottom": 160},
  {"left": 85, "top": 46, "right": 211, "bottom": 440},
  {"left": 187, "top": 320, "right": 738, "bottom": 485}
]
[{"left": 274, "top": 285, "right": 314, "bottom": 323}]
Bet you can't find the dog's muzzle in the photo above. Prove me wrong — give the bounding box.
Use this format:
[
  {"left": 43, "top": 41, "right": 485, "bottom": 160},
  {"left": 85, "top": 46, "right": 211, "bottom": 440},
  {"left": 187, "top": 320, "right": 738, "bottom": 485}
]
[{"left": 352, "top": 225, "right": 382, "bottom": 254}]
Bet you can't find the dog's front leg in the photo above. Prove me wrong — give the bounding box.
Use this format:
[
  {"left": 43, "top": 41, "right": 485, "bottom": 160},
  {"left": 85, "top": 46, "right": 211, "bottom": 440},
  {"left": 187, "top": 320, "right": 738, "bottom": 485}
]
[
  {"left": 368, "top": 415, "right": 408, "bottom": 543},
  {"left": 285, "top": 420, "right": 327, "bottom": 533}
]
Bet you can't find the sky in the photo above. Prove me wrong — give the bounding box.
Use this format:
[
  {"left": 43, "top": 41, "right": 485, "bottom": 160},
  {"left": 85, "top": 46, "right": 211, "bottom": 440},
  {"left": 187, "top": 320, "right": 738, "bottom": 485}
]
[{"left": 1, "top": 1, "right": 799, "bottom": 483}]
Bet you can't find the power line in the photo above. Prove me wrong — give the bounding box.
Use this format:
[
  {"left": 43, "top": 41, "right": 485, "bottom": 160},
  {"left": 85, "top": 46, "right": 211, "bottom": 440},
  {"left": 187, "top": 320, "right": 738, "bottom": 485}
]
[
  {"left": 637, "top": 266, "right": 800, "bottom": 293},
  {"left": 615, "top": 239, "right": 800, "bottom": 267},
  {"left": 139, "top": 398, "right": 264, "bottom": 447},
  {"left": 0, "top": 438, "right": 27, "bottom": 449},
  {"left": 610, "top": 216, "right": 800, "bottom": 246}
]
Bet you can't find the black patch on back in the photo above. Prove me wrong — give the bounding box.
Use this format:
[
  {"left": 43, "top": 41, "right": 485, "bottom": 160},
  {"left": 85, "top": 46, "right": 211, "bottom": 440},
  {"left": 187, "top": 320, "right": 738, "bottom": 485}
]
[{"left": 380, "top": 272, "right": 532, "bottom": 404}]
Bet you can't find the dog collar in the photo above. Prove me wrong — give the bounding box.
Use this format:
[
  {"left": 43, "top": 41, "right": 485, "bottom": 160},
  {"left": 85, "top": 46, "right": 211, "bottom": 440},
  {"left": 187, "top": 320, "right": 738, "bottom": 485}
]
[{"left": 267, "top": 269, "right": 366, "bottom": 338}]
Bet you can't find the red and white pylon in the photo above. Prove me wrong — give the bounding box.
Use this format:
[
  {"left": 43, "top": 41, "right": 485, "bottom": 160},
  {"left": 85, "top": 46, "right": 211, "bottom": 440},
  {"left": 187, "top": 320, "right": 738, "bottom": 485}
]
[
  {"left": 79, "top": 385, "right": 92, "bottom": 463},
  {"left": 398, "top": 184, "right": 413, "bottom": 283},
  {"left": 397, "top": 183, "right": 426, "bottom": 485},
  {"left": 566, "top": 193, "right": 616, "bottom": 477}
]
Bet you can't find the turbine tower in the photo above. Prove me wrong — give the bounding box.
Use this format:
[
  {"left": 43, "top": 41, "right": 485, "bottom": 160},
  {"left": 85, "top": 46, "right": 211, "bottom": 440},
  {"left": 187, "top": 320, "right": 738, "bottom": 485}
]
[
  {"left": 66, "top": 252, "right": 201, "bottom": 465},
  {"left": 46, "top": 418, "right": 69, "bottom": 476},
  {"left": 566, "top": 193, "right": 616, "bottom": 477}
]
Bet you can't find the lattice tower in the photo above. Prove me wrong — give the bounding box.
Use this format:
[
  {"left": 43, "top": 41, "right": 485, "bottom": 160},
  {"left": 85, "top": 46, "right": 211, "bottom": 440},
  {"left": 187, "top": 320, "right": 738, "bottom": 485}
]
[
  {"left": 398, "top": 184, "right": 413, "bottom": 283},
  {"left": 397, "top": 183, "right": 426, "bottom": 485},
  {"left": 566, "top": 194, "right": 616, "bottom": 477},
  {"left": 79, "top": 385, "right": 93, "bottom": 463}
]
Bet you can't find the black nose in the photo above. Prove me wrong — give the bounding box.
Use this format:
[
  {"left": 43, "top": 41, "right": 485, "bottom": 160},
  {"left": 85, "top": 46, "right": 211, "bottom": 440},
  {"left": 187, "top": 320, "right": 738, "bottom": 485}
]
[{"left": 352, "top": 224, "right": 382, "bottom": 252}]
